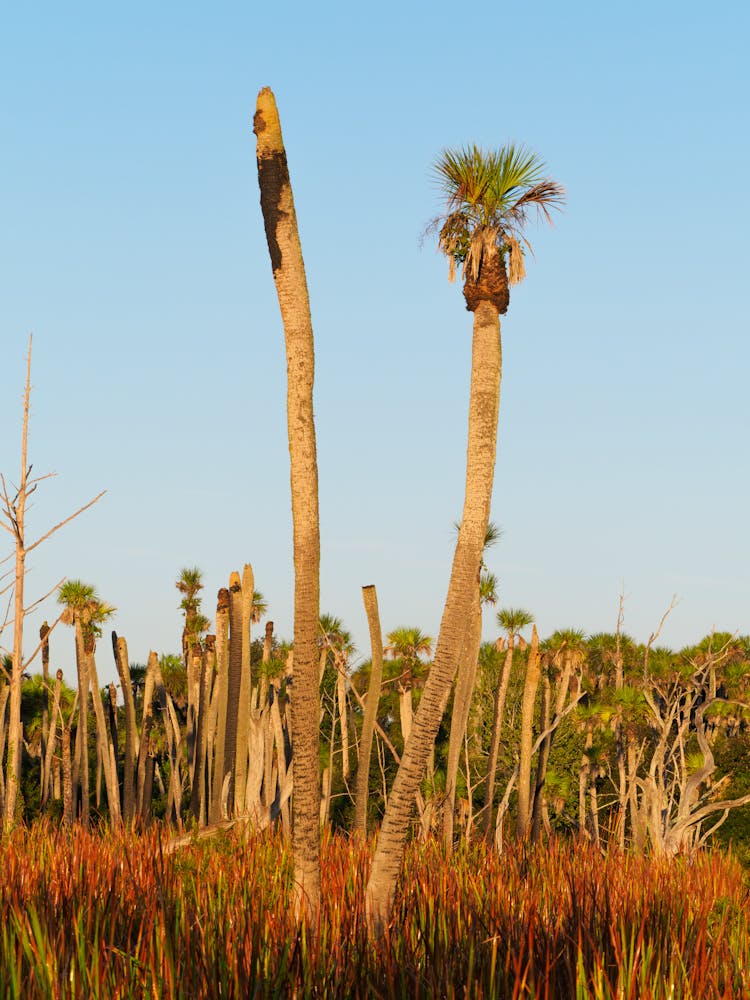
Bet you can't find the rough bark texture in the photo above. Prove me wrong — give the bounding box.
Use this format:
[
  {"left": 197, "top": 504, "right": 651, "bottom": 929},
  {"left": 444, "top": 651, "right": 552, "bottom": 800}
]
[
  {"left": 366, "top": 300, "right": 502, "bottom": 935},
  {"left": 443, "top": 588, "right": 482, "bottom": 851},
  {"left": 463, "top": 247, "right": 509, "bottom": 314},
  {"left": 255, "top": 87, "right": 321, "bottom": 923},
  {"left": 354, "top": 586, "right": 384, "bottom": 835},
  {"left": 516, "top": 626, "right": 541, "bottom": 837}
]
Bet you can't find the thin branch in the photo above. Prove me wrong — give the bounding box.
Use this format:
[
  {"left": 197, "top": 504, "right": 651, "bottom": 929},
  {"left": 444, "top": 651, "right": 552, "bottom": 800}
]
[{"left": 26, "top": 491, "right": 107, "bottom": 553}]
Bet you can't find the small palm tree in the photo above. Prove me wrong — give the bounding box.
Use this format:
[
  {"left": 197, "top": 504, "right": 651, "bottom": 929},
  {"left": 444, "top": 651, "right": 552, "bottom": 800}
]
[
  {"left": 176, "top": 567, "right": 209, "bottom": 657},
  {"left": 58, "top": 580, "right": 117, "bottom": 823},
  {"left": 483, "top": 607, "right": 535, "bottom": 836},
  {"left": 385, "top": 627, "right": 433, "bottom": 748}
]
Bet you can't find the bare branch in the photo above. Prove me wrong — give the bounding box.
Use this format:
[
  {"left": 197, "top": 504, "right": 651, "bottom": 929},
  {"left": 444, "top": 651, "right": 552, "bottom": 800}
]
[{"left": 26, "top": 491, "right": 107, "bottom": 553}]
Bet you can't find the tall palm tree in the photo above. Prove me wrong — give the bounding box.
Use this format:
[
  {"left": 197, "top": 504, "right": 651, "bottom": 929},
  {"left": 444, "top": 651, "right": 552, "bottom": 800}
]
[
  {"left": 254, "top": 87, "right": 322, "bottom": 922},
  {"left": 366, "top": 146, "right": 563, "bottom": 933}
]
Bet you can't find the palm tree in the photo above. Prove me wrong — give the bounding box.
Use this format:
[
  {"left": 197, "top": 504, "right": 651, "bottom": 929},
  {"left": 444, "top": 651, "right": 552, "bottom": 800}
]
[
  {"left": 384, "top": 627, "right": 433, "bottom": 747},
  {"left": 58, "top": 581, "right": 118, "bottom": 823},
  {"left": 254, "top": 87, "right": 322, "bottom": 922},
  {"left": 482, "top": 607, "right": 534, "bottom": 836},
  {"left": 176, "top": 567, "right": 208, "bottom": 660},
  {"left": 366, "top": 146, "right": 563, "bottom": 933},
  {"left": 530, "top": 628, "right": 586, "bottom": 842}
]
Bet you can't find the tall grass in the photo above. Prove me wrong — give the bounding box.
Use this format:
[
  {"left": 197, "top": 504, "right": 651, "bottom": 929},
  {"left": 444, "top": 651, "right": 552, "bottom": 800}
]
[{"left": 1, "top": 822, "right": 747, "bottom": 997}]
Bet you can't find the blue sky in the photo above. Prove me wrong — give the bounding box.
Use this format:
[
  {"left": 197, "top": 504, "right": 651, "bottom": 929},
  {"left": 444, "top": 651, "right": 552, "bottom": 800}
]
[{"left": 1, "top": 2, "right": 748, "bottom": 685}]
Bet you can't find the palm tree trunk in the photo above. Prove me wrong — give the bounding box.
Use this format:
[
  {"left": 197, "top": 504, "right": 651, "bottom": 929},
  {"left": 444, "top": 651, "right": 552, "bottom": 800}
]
[
  {"left": 530, "top": 672, "right": 551, "bottom": 843},
  {"left": 336, "top": 654, "right": 350, "bottom": 781},
  {"left": 516, "top": 627, "right": 541, "bottom": 838},
  {"left": 113, "top": 633, "right": 137, "bottom": 824},
  {"left": 72, "top": 619, "right": 90, "bottom": 825},
  {"left": 483, "top": 639, "right": 514, "bottom": 837},
  {"left": 210, "top": 590, "right": 230, "bottom": 823},
  {"left": 354, "top": 585, "right": 384, "bottom": 835},
  {"left": 223, "top": 573, "right": 243, "bottom": 812},
  {"left": 443, "top": 588, "right": 482, "bottom": 851},
  {"left": 42, "top": 670, "right": 63, "bottom": 808},
  {"left": 255, "top": 87, "right": 321, "bottom": 922},
  {"left": 87, "top": 645, "right": 121, "bottom": 824},
  {"left": 233, "top": 563, "right": 254, "bottom": 814},
  {"left": 366, "top": 299, "right": 501, "bottom": 935},
  {"left": 136, "top": 651, "right": 158, "bottom": 820}
]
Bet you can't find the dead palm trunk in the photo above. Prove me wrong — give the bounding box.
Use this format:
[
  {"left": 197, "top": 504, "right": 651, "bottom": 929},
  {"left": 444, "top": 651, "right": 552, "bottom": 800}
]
[
  {"left": 443, "top": 585, "right": 482, "bottom": 851},
  {"left": 136, "top": 651, "right": 158, "bottom": 820},
  {"left": 42, "top": 669, "right": 63, "bottom": 808},
  {"left": 223, "top": 573, "right": 243, "bottom": 812},
  {"left": 71, "top": 618, "right": 90, "bottom": 824},
  {"left": 113, "top": 633, "right": 137, "bottom": 823},
  {"left": 530, "top": 670, "right": 551, "bottom": 843},
  {"left": 87, "top": 642, "right": 121, "bottom": 824},
  {"left": 354, "top": 585, "right": 384, "bottom": 835},
  {"left": 255, "top": 87, "right": 322, "bottom": 922},
  {"left": 366, "top": 298, "right": 501, "bottom": 935},
  {"left": 234, "top": 563, "right": 254, "bottom": 814},
  {"left": 210, "top": 590, "right": 230, "bottom": 822},
  {"left": 335, "top": 653, "right": 350, "bottom": 781},
  {"left": 531, "top": 651, "right": 573, "bottom": 841},
  {"left": 516, "top": 626, "right": 541, "bottom": 838},
  {"left": 483, "top": 638, "right": 515, "bottom": 837}
]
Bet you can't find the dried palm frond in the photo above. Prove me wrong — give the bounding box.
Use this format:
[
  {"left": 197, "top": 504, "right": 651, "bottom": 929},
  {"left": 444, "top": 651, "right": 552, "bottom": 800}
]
[{"left": 507, "top": 237, "right": 526, "bottom": 286}]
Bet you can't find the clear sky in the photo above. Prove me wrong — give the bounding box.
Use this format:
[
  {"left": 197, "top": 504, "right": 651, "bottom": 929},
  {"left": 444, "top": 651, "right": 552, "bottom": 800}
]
[{"left": 1, "top": 2, "right": 748, "bottom": 687}]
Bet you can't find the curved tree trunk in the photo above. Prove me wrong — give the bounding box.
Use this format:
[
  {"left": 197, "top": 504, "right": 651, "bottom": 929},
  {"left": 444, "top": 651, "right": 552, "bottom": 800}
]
[
  {"left": 366, "top": 299, "right": 501, "bottom": 935},
  {"left": 482, "top": 639, "right": 514, "bottom": 837},
  {"left": 255, "top": 87, "right": 321, "bottom": 923},
  {"left": 443, "top": 586, "right": 482, "bottom": 852},
  {"left": 354, "top": 585, "right": 384, "bottom": 835}
]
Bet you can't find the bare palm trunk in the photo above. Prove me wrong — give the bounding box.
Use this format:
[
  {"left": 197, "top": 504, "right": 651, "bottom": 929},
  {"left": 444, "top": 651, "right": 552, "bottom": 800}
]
[
  {"left": 223, "top": 573, "right": 243, "bottom": 811},
  {"left": 255, "top": 87, "right": 321, "bottom": 923},
  {"left": 366, "top": 299, "right": 501, "bottom": 935},
  {"left": 72, "top": 619, "right": 90, "bottom": 825},
  {"left": 483, "top": 639, "right": 514, "bottom": 837},
  {"left": 87, "top": 644, "right": 121, "bottom": 824},
  {"left": 113, "top": 633, "right": 137, "bottom": 823},
  {"left": 210, "top": 590, "right": 230, "bottom": 822},
  {"left": 516, "top": 627, "right": 541, "bottom": 838},
  {"left": 354, "top": 585, "right": 384, "bottom": 835},
  {"left": 234, "top": 563, "right": 254, "bottom": 814}
]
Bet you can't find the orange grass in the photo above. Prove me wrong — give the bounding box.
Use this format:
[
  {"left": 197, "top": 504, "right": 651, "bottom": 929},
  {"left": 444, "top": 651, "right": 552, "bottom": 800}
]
[{"left": 1, "top": 822, "right": 748, "bottom": 998}]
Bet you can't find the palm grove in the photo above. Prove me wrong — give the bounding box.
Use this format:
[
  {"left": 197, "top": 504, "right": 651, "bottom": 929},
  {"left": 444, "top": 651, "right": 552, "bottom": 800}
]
[{"left": 2, "top": 88, "right": 749, "bottom": 938}]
